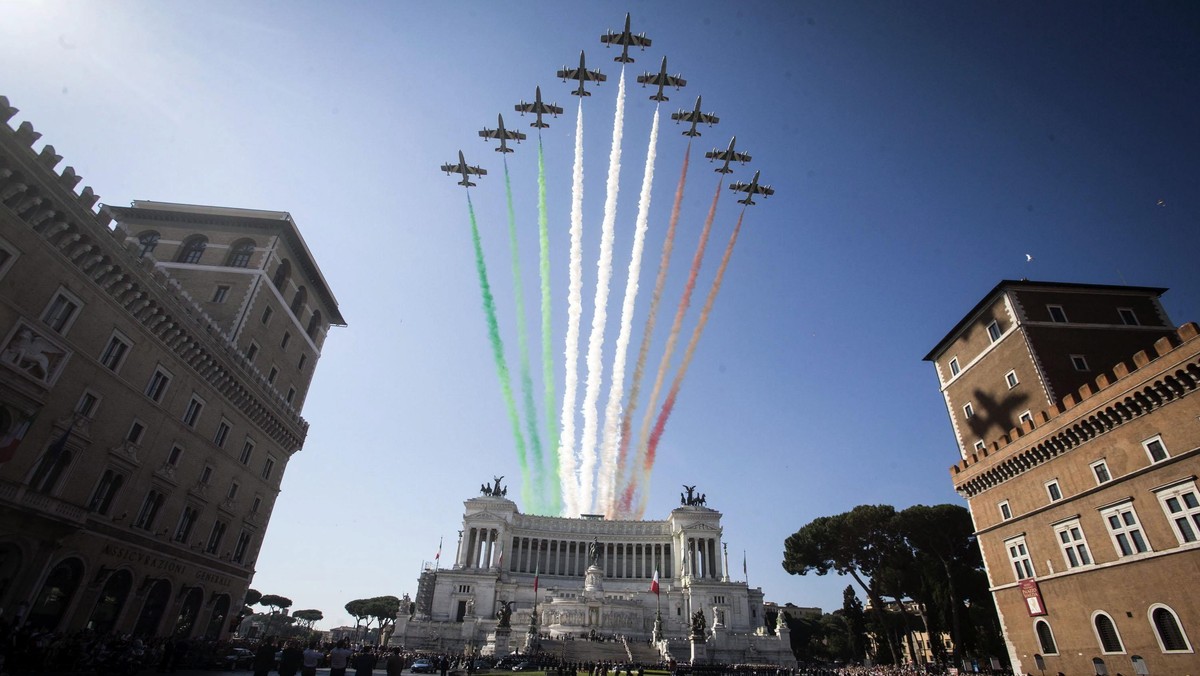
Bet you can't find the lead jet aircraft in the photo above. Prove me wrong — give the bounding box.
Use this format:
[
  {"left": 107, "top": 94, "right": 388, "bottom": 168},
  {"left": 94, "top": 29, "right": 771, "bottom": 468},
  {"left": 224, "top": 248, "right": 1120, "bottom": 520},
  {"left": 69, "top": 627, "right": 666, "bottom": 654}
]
[
  {"left": 730, "top": 171, "right": 774, "bottom": 205},
  {"left": 705, "top": 137, "right": 752, "bottom": 174},
  {"left": 441, "top": 150, "right": 487, "bottom": 188},
  {"left": 670, "top": 95, "right": 719, "bottom": 137},
  {"left": 478, "top": 114, "right": 527, "bottom": 153},
  {"left": 636, "top": 56, "right": 686, "bottom": 102},
  {"left": 557, "top": 51, "right": 607, "bottom": 97},
  {"left": 514, "top": 86, "right": 564, "bottom": 128},
  {"left": 600, "top": 12, "right": 652, "bottom": 63}
]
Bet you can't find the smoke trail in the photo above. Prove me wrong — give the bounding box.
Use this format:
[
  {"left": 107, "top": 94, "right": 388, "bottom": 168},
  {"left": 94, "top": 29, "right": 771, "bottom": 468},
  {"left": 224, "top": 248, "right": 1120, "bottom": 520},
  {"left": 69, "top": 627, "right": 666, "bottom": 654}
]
[
  {"left": 556, "top": 100, "right": 586, "bottom": 516},
  {"left": 578, "top": 68, "right": 627, "bottom": 513},
  {"left": 627, "top": 177, "right": 723, "bottom": 512},
  {"left": 615, "top": 144, "right": 691, "bottom": 516},
  {"left": 537, "top": 137, "right": 561, "bottom": 515},
  {"left": 636, "top": 208, "right": 746, "bottom": 518},
  {"left": 503, "top": 158, "right": 544, "bottom": 514},
  {"left": 466, "top": 192, "right": 531, "bottom": 506},
  {"left": 597, "top": 106, "right": 660, "bottom": 517}
]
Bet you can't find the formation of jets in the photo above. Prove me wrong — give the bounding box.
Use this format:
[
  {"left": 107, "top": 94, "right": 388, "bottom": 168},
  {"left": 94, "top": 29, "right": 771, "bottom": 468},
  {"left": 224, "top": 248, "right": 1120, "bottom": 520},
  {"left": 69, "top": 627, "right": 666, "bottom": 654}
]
[
  {"left": 514, "top": 86, "right": 564, "bottom": 128},
  {"left": 671, "top": 96, "right": 719, "bottom": 137},
  {"left": 636, "top": 56, "right": 686, "bottom": 102},
  {"left": 441, "top": 14, "right": 775, "bottom": 204},
  {"left": 478, "top": 114, "right": 527, "bottom": 153}
]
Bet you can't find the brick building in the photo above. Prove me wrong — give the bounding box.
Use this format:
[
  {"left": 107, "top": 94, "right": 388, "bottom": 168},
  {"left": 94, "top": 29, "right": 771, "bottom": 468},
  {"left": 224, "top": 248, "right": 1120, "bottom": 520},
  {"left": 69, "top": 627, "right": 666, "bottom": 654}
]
[{"left": 926, "top": 280, "right": 1199, "bottom": 674}]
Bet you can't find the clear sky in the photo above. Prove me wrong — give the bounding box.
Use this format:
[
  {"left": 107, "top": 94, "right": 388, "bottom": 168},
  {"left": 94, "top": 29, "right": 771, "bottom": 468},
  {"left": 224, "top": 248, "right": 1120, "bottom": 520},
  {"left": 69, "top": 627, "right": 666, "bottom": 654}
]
[{"left": 3, "top": 1, "right": 1199, "bottom": 630}]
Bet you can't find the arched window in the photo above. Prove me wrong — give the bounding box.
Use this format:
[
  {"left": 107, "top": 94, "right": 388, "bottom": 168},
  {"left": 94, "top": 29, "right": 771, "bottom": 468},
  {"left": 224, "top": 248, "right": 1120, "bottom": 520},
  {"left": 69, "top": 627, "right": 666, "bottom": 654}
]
[
  {"left": 26, "top": 557, "right": 84, "bottom": 631},
  {"left": 137, "top": 230, "right": 160, "bottom": 257},
  {"left": 1150, "top": 605, "right": 1192, "bottom": 652},
  {"left": 1035, "top": 619, "right": 1058, "bottom": 655},
  {"left": 176, "top": 235, "right": 208, "bottom": 264},
  {"left": 290, "top": 286, "right": 307, "bottom": 316},
  {"left": 272, "top": 259, "right": 291, "bottom": 291},
  {"left": 225, "top": 239, "right": 256, "bottom": 268},
  {"left": 174, "top": 586, "right": 203, "bottom": 638},
  {"left": 86, "top": 569, "right": 132, "bottom": 634},
  {"left": 307, "top": 309, "right": 322, "bottom": 340},
  {"left": 133, "top": 579, "right": 171, "bottom": 637},
  {"left": 205, "top": 594, "right": 231, "bottom": 639},
  {"left": 1092, "top": 657, "right": 1108, "bottom": 675},
  {"left": 1094, "top": 611, "right": 1125, "bottom": 653}
]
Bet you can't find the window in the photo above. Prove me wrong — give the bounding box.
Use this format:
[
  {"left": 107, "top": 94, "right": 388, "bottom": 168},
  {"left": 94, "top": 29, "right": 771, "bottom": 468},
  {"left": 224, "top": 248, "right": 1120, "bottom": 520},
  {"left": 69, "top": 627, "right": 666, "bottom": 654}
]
[
  {"left": 29, "top": 430, "right": 74, "bottom": 495},
  {"left": 75, "top": 391, "right": 101, "bottom": 418},
  {"left": 1143, "top": 435, "right": 1168, "bottom": 463},
  {"left": 239, "top": 439, "right": 254, "bottom": 465},
  {"left": 137, "top": 230, "right": 160, "bottom": 257},
  {"left": 99, "top": 333, "right": 131, "bottom": 372},
  {"left": 176, "top": 235, "right": 207, "bottom": 264},
  {"left": 307, "top": 310, "right": 323, "bottom": 340},
  {"left": 1047, "top": 304, "right": 1068, "bottom": 323},
  {"left": 290, "top": 286, "right": 307, "bottom": 315},
  {"left": 1156, "top": 480, "right": 1200, "bottom": 544},
  {"left": 213, "top": 420, "right": 231, "bottom": 448},
  {"left": 133, "top": 489, "right": 166, "bottom": 530},
  {"left": 272, "top": 259, "right": 291, "bottom": 290},
  {"left": 174, "top": 505, "right": 199, "bottom": 543},
  {"left": 182, "top": 395, "right": 205, "bottom": 428},
  {"left": 261, "top": 306, "right": 273, "bottom": 325},
  {"left": 205, "top": 520, "right": 228, "bottom": 554},
  {"left": 261, "top": 457, "right": 275, "bottom": 481},
  {"left": 948, "top": 357, "right": 960, "bottom": 377},
  {"left": 297, "top": 353, "right": 307, "bottom": 370},
  {"left": 973, "top": 440, "right": 986, "bottom": 453},
  {"left": 226, "top": 239, "right": 256, "bottom": 268},
  {"left": 88, "top": 469, "right": 125, "bottom": 515},
  {"left": 167, "top": 445, "right": 183, "bottom": 467},
  {"left": 233, "top": 531, "right": 253, "bottom": 563},
  {"left": 1101, "top": 503, "right": 1150, "bottom": 557},
  {"left": 1055, "top": 519, "right": 1092, "bottom": 568},
  {"left": 1149, "top": 605, "right": 1192, "bottom": 652},
  {"left": 126, "top": 420, "right": 146, "bottom": 445},
  {"left": 987, "top": 320, "right": 1002, "bottom": 342},
  {"left": 286, "top": 387, "right": 296, "bottom": 404},
  {"left": 1118, "top": 308, "right": 1140, "bottom": 326},
  {"left": 42, "top": 291, "right": 80, "bottom": 333},
  {"left": 963, "top": 402, "right": 974, "bottom": 419},
  {"left": 268, "top": 366, "right": 278, "bottom": 385},
  {"left": 1091, "top": 460, "right": 1111, "bottom": 485},
  {"left": 1019, "top": 411, "right": 1034, "bottom": 427},
  {"left": 212, "top": 285, "right": 230, "bottom": 303},
  {"left": 1071, "top": 354, "right": 1090, "bottom": 371},
  {"left": 1093, "top": 612, "right": 1125, "bottom": 653},
  {"left": 227, "top": 482, "right": 239, "bottom": 499},
  {"left": 251, "top": 496, "right": 262, "bottom": 513},
  {"left": 1046, "top": 480, "right": 1063, "bottom": 502},
  {"left": 280, "top": 332, "right": 290, "bottom": 350},
  {"left": 999, "top": 501, "right": 1012, "bottom": 521},
  {"left": 1005, "top": 370, "right": 1019, "bottom": 389},
  {"left": 0, "top": 241, "right": 15, "bottom": 281},
  {"left": 144, "top": 367, "right": 172, "bottom": 403},
  {"left": 246, "top": 342, "right": 259, "bottom": 363},
  {"left": 199, "top": 466, "right": 213, "bottom": 485},
  {"left": 1006, "top": 536, "right": 1034, "bottom": 579},
  {"left": 1035, "top": 619, "right": 1058, "bottom": 655}
]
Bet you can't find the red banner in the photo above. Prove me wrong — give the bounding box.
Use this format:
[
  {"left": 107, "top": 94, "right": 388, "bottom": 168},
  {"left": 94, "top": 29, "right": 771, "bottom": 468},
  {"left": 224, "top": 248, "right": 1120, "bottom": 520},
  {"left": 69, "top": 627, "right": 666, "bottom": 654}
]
[{"left": 1019, "top": 579, "right": 1047, "bottom": 616}]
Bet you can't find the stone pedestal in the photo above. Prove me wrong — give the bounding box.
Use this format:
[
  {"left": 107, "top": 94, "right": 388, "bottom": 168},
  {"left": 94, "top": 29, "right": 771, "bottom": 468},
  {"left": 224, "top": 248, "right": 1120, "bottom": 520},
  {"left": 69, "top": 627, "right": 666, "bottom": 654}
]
[
  {"left": 584, "top": 565, "right": 604, "bottom": 592},
  {"left": 491, "top": 627, "right": 511, "bottom": 656},
  {"left": 690, "top": 638, "right": 707, "bottom": 664}
]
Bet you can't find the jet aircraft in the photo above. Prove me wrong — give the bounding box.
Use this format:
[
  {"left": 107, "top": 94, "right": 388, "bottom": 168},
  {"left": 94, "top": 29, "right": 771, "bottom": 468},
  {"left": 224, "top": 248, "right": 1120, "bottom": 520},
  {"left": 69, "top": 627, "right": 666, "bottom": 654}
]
[
  {"left": 670, "top": 96, "right": 719, "bottom": 137},
  {"left": 636, "top": 56, "right": 686, "bottom": 102},
  {"left": 441, "top": 150, "right": 487, "bottom": 188},
  {"left": 557, "top": 51, "right": 607, "bottom": 97},
  {"left": 514, "top": 86, "right": 564, "bottom": 128},
  {"left": 478, "top": 114, "right": 527, "bottom": 153},
  {"left": 704, "top": 137, "right": 752, "bottom": 174},
  {"left": 600, "top": 13, "right": 652, "bottom": 63},
  {"left": 729, "top": 171, "right": 774, "bottom": 205}
]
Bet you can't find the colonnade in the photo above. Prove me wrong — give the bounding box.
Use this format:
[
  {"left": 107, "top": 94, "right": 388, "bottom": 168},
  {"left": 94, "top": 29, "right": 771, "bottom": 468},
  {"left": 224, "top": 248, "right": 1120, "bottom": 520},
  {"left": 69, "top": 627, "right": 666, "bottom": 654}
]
[
  {"left": 683, "top": 535, "right": 722, "bottom": 579},
  {"left": 504, "top": 537, "right": 675, "bottom": 579},
  {"left": 459, "top": 527, "right": 500, "bottom": 569}
]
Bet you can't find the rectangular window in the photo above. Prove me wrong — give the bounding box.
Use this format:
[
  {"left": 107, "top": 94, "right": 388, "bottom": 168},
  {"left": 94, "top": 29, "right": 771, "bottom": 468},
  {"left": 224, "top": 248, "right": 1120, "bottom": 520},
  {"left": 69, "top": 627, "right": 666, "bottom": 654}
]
[
  {"left": 88, "top": 469, "right": 125, "bottom": 515},
  {"left": 127, "top": 420, "right": 146, "bottom": 445},
  {"left": 134, "top": 490, "right": 165, "bottom": 530},
  {"left": 42, "top": 291, "right": 81, "bottom": 333},
  {"left": 233, "top": 531, "right": 252, "bottom": 563},
  {"left": 0, "top": 237, "right": 16, "bottom": 280},
  {"left": 212, "top": 285, "right": 230, "bottom": 303},
  {"left": 261, "top": 306, "right": 273, "bottom": 325},
  {"left": 987, "top": 320, "right": 1002, "bottom": 342},
  {"left": 144, "top": 366, "right": 172, "bottom": 402},
  {"left": 251, "top": 496, "right": 262, "bottom": 513},
  {"left": 239, "top": 439, "right": 254, "bottom": 465},
  {"left": 286, "top": 387, "right": 296, "bottom": 404},
  {"left": 75, "top": 391, "right": 101, "bottom": 418},
  {"left": 167, "top": 445, "right": 183, "bottom": 467},
  {"left": 1055, "top": 520, "right": 1092, "bottom": 568},
  {"left": 1006, "top": 536, "right": 1034, "bottom": 580},
  {"left": 175, "top": 505, "right": 199, "bottom": 543},
  {"left": 1101, "top": 503, "right": 1150, "bottom": 557},
  {"left": 1071, "top": 354, "right": 1090, "bottom": 372},
  {"left": 1046, "top": 480, "right": 1063, "bottom": 502},
  {"left": 227, "top": 482, "right": 239, "bottom": 499},
  {"left": 1143, "top": 436, "right": 1168, "bottom": 463},
  {"left": 261, "top": 457, "right": 276, "bottom": 481},
  {"left": 948, "top": 357, "right": 960, "bottom": 377},
  {"left": 999, "top": 501, "right": 1012, "bottom": 521},
  {"left": 280, "top": 332, "right": 291, "bottom": 350},
  {"left": 206, "top": 520, "right": 228, "bottom": 554},
  {"left": 973, "top": 440, "right": 986, "bottom": 452},
  {"left": 182, "top": 394, "right": 205, "bottom": 428},
  {"left": 1006, "top": 370, "right": 1019, "bottom": 389},
  {"left": 268, "top": 366, "right": 278, "bottom": 385},
  {"left": 1047, "top": 305, "right": 1068, "bottom": 323},
  {"left": 963, "top": 402, "right": 975, "bottom": 419},
  {"left": 297, "top": 353, "right": 307, "bottom": 370},
  {"left": 246, "top": 342, "right": 259, "bottom": 363},
  {"left": 213, "top": 420, "right": 231, "bottom": 448},
  {"left": 1156, "top": 481, "right": 1200, "bottom": 544},
  {"left": 199, "top": 466, "right": 213, "bottom": 485},
  {"left": 1118, "top": 308, "right": 1139, "bottom": 326},
  {"left": 1091, "top": 460, "right": 1111, "bottom": 485},
  {"left": 99, "top": 333, "right": 132, "bottom": 372},
  {"left": 1019, "top": 411, "right": 1034, "bottom": 426}
]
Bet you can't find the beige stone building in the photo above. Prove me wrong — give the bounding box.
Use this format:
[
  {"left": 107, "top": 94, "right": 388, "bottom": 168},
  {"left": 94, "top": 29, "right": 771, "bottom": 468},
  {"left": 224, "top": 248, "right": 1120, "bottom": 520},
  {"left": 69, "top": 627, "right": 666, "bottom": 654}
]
[
  {"left": 926, "top": 280, "right": 1199, "bottom": 675},
  {"left": 0, "top": 97, "right": 343, "bottom": 638}
]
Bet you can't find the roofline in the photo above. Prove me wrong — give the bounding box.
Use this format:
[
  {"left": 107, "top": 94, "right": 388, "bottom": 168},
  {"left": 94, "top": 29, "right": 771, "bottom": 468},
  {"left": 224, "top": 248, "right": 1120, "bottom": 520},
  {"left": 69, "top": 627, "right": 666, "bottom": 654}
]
[
  {"left": 105, "top": 201, "right": 345, "bottom": 326},
  {"left": 922, "top": 279, "right": 1168, "bottom": 362}
]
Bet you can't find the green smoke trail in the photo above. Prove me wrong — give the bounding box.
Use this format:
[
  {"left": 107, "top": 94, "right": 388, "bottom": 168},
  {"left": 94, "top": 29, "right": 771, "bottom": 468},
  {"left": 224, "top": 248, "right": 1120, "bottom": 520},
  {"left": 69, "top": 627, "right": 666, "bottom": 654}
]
[
  {"left": 467, "top": 192, "right": 532, "bottom": 507},
  {"left": 538, "top": 137, "right": 562, "bottom": 514}
]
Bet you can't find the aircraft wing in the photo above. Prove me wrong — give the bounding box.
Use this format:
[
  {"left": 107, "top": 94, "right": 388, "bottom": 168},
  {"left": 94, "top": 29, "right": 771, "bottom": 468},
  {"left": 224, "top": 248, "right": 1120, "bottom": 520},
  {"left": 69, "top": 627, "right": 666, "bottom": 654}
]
[
  {"left": 672, "top": 110, "right": 719, "bottom": 125},
  {"left": 637, "top": 72, "right": 687, "bottom": 88},
  {"left": 558, "top": 67, "right": 607, "bottom": 83},
  {"left": 601, "top": 32, "right": 652, "bottom": 48},
  {"left": 441, "top": 161, "right": 486, "bottom": 177},
  {"left": 706, "top": 149, "right": 751, "bottom": 163},
  {"left": 731, "top": 181, "right": 772, "bottom": 196},
  {"left": 468, "top": 165, "right": 487, "bottom": 177}
]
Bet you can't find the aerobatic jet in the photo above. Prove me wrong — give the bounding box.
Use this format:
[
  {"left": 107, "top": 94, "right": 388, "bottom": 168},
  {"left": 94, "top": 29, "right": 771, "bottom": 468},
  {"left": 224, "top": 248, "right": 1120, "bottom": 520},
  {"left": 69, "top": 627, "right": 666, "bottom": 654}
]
[
  {"left": 705, "top": 137, "right": 752, "bottom": 174},
  {"left": 441, "top": 151, "right": 487, "bottom": 188},
  {"left": 670, "top": 96, "right": 719, "bottom": 137},
  {"left": 478, "top": 114, "right": 527, "bottom": 153},
  {"left": 514, "top": 86, "right": 564, "bottom": 128},
  {"left": 636, "top": 56, "right": 686, "bottom": 102},
  {"left": 557, "top": 51, "right": 607, "bottom": 97},
  {"left": 600, "top": 12, "right": 652, "bottom": 63},
  {"left": 730, "top": 171, "right": 774, "bottom": 205}
]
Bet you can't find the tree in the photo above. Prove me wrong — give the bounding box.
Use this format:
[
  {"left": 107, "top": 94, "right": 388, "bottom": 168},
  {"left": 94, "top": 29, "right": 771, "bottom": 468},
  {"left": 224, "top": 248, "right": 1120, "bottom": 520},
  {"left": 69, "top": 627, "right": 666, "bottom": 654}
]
[
  {"left": 244, "top": 588, "right": 263, "bottom": 607},
  {"left": 841, "top": 585, "right": 867, "bottom": 662},
  {"left": 293, "top": 609, "right": 324, "bottom": 631},
  {"left": 366, "top": 596, "right": 401, "bottom": 645},
  {"left": 257, "top": 594, "right": 293, "bottom": 636}
]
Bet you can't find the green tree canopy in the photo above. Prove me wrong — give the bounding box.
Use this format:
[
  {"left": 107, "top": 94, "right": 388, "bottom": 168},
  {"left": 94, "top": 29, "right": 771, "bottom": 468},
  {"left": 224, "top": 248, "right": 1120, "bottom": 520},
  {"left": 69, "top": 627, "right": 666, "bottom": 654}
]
[
  {"left": 293, "top": 609, "right": 324, "bottom": 630},
  {"left": 258, "top": 594, "right": 293, "bottom": 614}
]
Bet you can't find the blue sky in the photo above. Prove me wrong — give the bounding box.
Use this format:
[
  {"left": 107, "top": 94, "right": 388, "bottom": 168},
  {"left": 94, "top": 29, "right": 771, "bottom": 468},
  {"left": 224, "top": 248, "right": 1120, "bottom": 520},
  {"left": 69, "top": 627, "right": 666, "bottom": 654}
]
[{"left": 3, "top": 1, "right": 1199, "bottom": 629}]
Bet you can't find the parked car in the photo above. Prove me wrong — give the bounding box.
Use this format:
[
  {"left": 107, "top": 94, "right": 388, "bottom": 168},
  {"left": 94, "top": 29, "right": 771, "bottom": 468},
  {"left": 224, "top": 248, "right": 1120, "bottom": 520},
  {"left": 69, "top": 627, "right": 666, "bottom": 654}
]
[
  {"left": 211, "top": 647, "right": 255, "bottom": 671},
  {"left": 412, "top": 658, "right": 437, "bottom": 673},
  {"left": 512, "top": 661, "right": 537, "bottom": 672}
]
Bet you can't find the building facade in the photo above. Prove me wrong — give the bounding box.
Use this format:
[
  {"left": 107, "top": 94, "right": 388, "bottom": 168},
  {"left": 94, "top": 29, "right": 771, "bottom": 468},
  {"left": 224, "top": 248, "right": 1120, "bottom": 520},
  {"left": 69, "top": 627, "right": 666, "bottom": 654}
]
[
  {"left": 926, "top": 280, "right": 1199, "bottom": 675},
  {"left": 0, "top": 97, "right": 343, "bottom": 638}
]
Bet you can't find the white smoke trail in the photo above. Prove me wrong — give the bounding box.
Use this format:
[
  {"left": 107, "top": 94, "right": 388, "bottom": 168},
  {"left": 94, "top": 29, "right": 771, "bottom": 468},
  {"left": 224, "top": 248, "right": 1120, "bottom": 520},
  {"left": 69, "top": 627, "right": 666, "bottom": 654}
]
[
  {"left": 597, "top": 106, "right": 660, "bottom": 516},
  {"left": 557, "top": 99, "right": 586, "bottom": 516},
  {"left": 578, "top": 68, "right": 626, "bottom": 513}
]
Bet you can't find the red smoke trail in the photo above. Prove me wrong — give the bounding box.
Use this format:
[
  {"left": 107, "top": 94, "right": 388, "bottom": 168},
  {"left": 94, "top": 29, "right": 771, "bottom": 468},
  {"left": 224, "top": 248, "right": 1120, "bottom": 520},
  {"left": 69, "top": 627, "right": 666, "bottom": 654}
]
[
  {"left": 622, "top": 175, "right": 723, "bottom": 513},
  {"left": 614, "top": 144, "right": 690, "bottom": 515},
  {"left": 635, "top": 208, "right": 746, "bottom": 519}
]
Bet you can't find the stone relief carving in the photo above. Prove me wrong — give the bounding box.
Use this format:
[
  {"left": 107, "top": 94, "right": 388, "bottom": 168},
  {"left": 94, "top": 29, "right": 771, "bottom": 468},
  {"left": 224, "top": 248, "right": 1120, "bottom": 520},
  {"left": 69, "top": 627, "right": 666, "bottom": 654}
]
[{"left": 1, "top": 321, "right": 69, "bottom": 385}]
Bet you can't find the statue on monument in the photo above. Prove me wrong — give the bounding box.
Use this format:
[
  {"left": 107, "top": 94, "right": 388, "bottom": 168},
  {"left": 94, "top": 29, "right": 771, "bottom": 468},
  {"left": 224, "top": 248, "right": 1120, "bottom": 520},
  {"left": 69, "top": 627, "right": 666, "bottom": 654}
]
[
  {"left": 588, "top": 537, "right": 600, "bottom": 566},
  {"left": 690, "top": 609, "right": 707, "bottom": 639},
  {"left": 496, "top": 600, "right": 513, "bottom": 628},
  {"left": 680, "top": 485, "right": 709, "bottom": 507},
  {"left": 480, "top": 476, "right": 506, "bottom": 497}
]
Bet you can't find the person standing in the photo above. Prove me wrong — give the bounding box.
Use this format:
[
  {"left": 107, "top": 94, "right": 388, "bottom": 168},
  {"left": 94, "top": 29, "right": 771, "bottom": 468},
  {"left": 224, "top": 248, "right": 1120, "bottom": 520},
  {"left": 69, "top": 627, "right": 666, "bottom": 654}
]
[
  {"left": 278, "top": 640, "right": 303, "bottom": 676},
  {"left": 301, "top": 641, "right": 322, "bottom": 676},
  {"left": 353, "top": 645, "right": 378, "bottom": 676},
  {"left": 252, "top": 637, "right": 276, "bottom": 676},
  {"left": 329, "top": 640, "right": 353, "bottom": 676},
  {"left": 385, "top": 648, "right": 405, "bottom": 676}
]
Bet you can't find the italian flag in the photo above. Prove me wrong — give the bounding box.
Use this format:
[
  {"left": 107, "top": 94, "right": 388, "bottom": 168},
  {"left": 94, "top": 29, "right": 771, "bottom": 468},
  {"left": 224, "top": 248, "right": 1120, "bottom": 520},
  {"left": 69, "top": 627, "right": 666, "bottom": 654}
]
[{"left": 650, "top": 569, "right": 660, "bottom": 595}]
